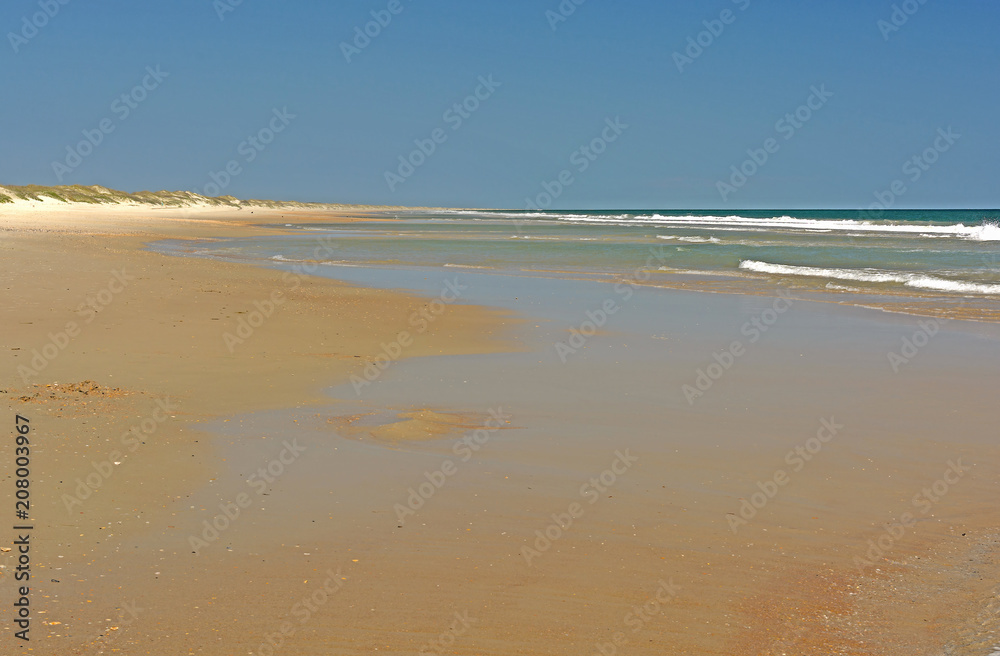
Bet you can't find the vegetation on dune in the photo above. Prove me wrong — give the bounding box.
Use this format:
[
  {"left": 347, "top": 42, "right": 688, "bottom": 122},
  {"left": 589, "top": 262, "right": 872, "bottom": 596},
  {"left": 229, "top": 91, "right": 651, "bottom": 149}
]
[
  {"left": 0, "top": 184, "right": 241, "bottom": 207},
  {"left": 0, "top": 183, "right": 398, "bottom": 210}
]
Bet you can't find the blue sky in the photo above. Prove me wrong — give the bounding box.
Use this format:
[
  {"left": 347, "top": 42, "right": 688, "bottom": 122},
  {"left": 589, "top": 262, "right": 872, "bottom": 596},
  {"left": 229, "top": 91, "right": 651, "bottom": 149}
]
[{"left": 1, "top": 0, "right": 997, "bottom": 209}]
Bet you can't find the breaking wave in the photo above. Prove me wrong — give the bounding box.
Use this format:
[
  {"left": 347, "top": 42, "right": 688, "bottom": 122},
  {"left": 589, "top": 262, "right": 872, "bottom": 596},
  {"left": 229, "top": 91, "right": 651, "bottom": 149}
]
[{"left": 740, "top": 260, "right": 1000, "bottom": 295}]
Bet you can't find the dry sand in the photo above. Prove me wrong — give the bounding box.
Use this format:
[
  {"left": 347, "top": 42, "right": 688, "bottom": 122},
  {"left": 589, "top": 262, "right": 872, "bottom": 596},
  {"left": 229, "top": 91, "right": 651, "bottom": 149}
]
[{"left": 1, "top": 202, "right": 998, "bottom": 655}]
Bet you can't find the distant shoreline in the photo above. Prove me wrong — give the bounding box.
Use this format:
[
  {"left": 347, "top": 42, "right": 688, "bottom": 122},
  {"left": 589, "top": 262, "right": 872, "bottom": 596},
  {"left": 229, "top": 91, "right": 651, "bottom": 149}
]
[{"left": 3, "top": 183, "right": 997, "bottom": 214}]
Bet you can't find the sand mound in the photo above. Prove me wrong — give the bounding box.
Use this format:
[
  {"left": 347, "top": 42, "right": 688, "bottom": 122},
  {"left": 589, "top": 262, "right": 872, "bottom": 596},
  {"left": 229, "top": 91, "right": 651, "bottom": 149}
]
[{"left": 329, "top": 408, "right": 485, "bottom": 443}]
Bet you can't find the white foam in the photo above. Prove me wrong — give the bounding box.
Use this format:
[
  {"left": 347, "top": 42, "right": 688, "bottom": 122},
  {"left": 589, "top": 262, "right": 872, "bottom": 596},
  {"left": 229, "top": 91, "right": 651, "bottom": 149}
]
[
  {"left": 969, "top": 221, "right": 1000, "bottom": 241},
  {"left": 442, "top": 210, "right": 585, "bottom": 220},
  {"left": 436, "top": 210, "right": 1000, "bottom": 241},
  {"left": 740, "top": 260, "right": 1000, "bottom": 294},
  {"left": 657, "top": 235, "right": 721, "bottom": 244},
  {"left": 555, "top": 213, "right": 1000, "bottom": 241}
]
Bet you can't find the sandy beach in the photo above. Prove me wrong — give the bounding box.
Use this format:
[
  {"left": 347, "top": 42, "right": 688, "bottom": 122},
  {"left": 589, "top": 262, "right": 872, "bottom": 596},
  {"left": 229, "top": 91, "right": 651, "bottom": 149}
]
[
  {"left": 2, "top": 201, "right": 1000, "bottom": 656},
  {"left": 4, "top": 1, "right": 996, "bottom": 651},
  {"left": 0, "top": 201, "right": 518, "bottom": 653}
]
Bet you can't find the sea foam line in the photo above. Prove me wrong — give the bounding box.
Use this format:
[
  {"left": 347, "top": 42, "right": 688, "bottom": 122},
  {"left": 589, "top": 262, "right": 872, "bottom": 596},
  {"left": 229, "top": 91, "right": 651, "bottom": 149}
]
[
  {"left": 555, "top": 214, "right": 1000, "bottom": 241},
  {"left": 740, "top": 260, "right": 1000, "bottom": 295},
  {"left": 657, "top": 235, "right": 722, "bottom": 244}
]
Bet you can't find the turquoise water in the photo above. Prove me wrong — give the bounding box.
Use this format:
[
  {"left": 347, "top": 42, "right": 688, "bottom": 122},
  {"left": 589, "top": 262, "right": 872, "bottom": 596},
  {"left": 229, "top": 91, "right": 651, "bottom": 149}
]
[{"left": 173, "top": 209, "right": 1000, "bottom": 297}]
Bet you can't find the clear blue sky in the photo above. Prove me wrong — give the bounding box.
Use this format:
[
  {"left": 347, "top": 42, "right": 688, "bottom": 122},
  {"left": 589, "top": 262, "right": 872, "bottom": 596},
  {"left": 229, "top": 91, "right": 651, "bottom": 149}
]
[{"left": 2, "top": 0, "right": 997, "bottom": 209}]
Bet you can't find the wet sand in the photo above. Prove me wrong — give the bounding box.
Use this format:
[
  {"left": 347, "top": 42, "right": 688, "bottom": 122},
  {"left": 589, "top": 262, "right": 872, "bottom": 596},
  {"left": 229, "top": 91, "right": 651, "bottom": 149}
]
[
  {"left": 1, "top": 203, "right": 999, "bottom": 655},
  {"left": 0, "top": 203, "right": 516, "bottom": 653}
]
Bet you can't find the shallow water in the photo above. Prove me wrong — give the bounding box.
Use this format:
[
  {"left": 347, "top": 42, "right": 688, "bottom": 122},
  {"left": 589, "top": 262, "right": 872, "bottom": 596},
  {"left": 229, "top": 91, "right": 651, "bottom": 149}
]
[
  {"left": 155, "top": 209, "right": 1000, "bottom": 324},
  {"left": 158, "top": 232, "right": 1000, "bottom": 654}
]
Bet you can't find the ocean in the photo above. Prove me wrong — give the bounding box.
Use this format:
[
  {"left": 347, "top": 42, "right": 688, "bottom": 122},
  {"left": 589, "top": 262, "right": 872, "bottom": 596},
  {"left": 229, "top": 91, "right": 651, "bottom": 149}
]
[{"left": 160, "top": 208, "right": 1000, "bottom": 320}]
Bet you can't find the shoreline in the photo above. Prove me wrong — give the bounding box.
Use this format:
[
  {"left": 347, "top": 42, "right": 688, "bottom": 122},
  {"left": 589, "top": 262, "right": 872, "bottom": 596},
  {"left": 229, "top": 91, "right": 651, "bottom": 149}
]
[{"left": 158, "top": 209, "right": 1000, "bottom": 326}]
